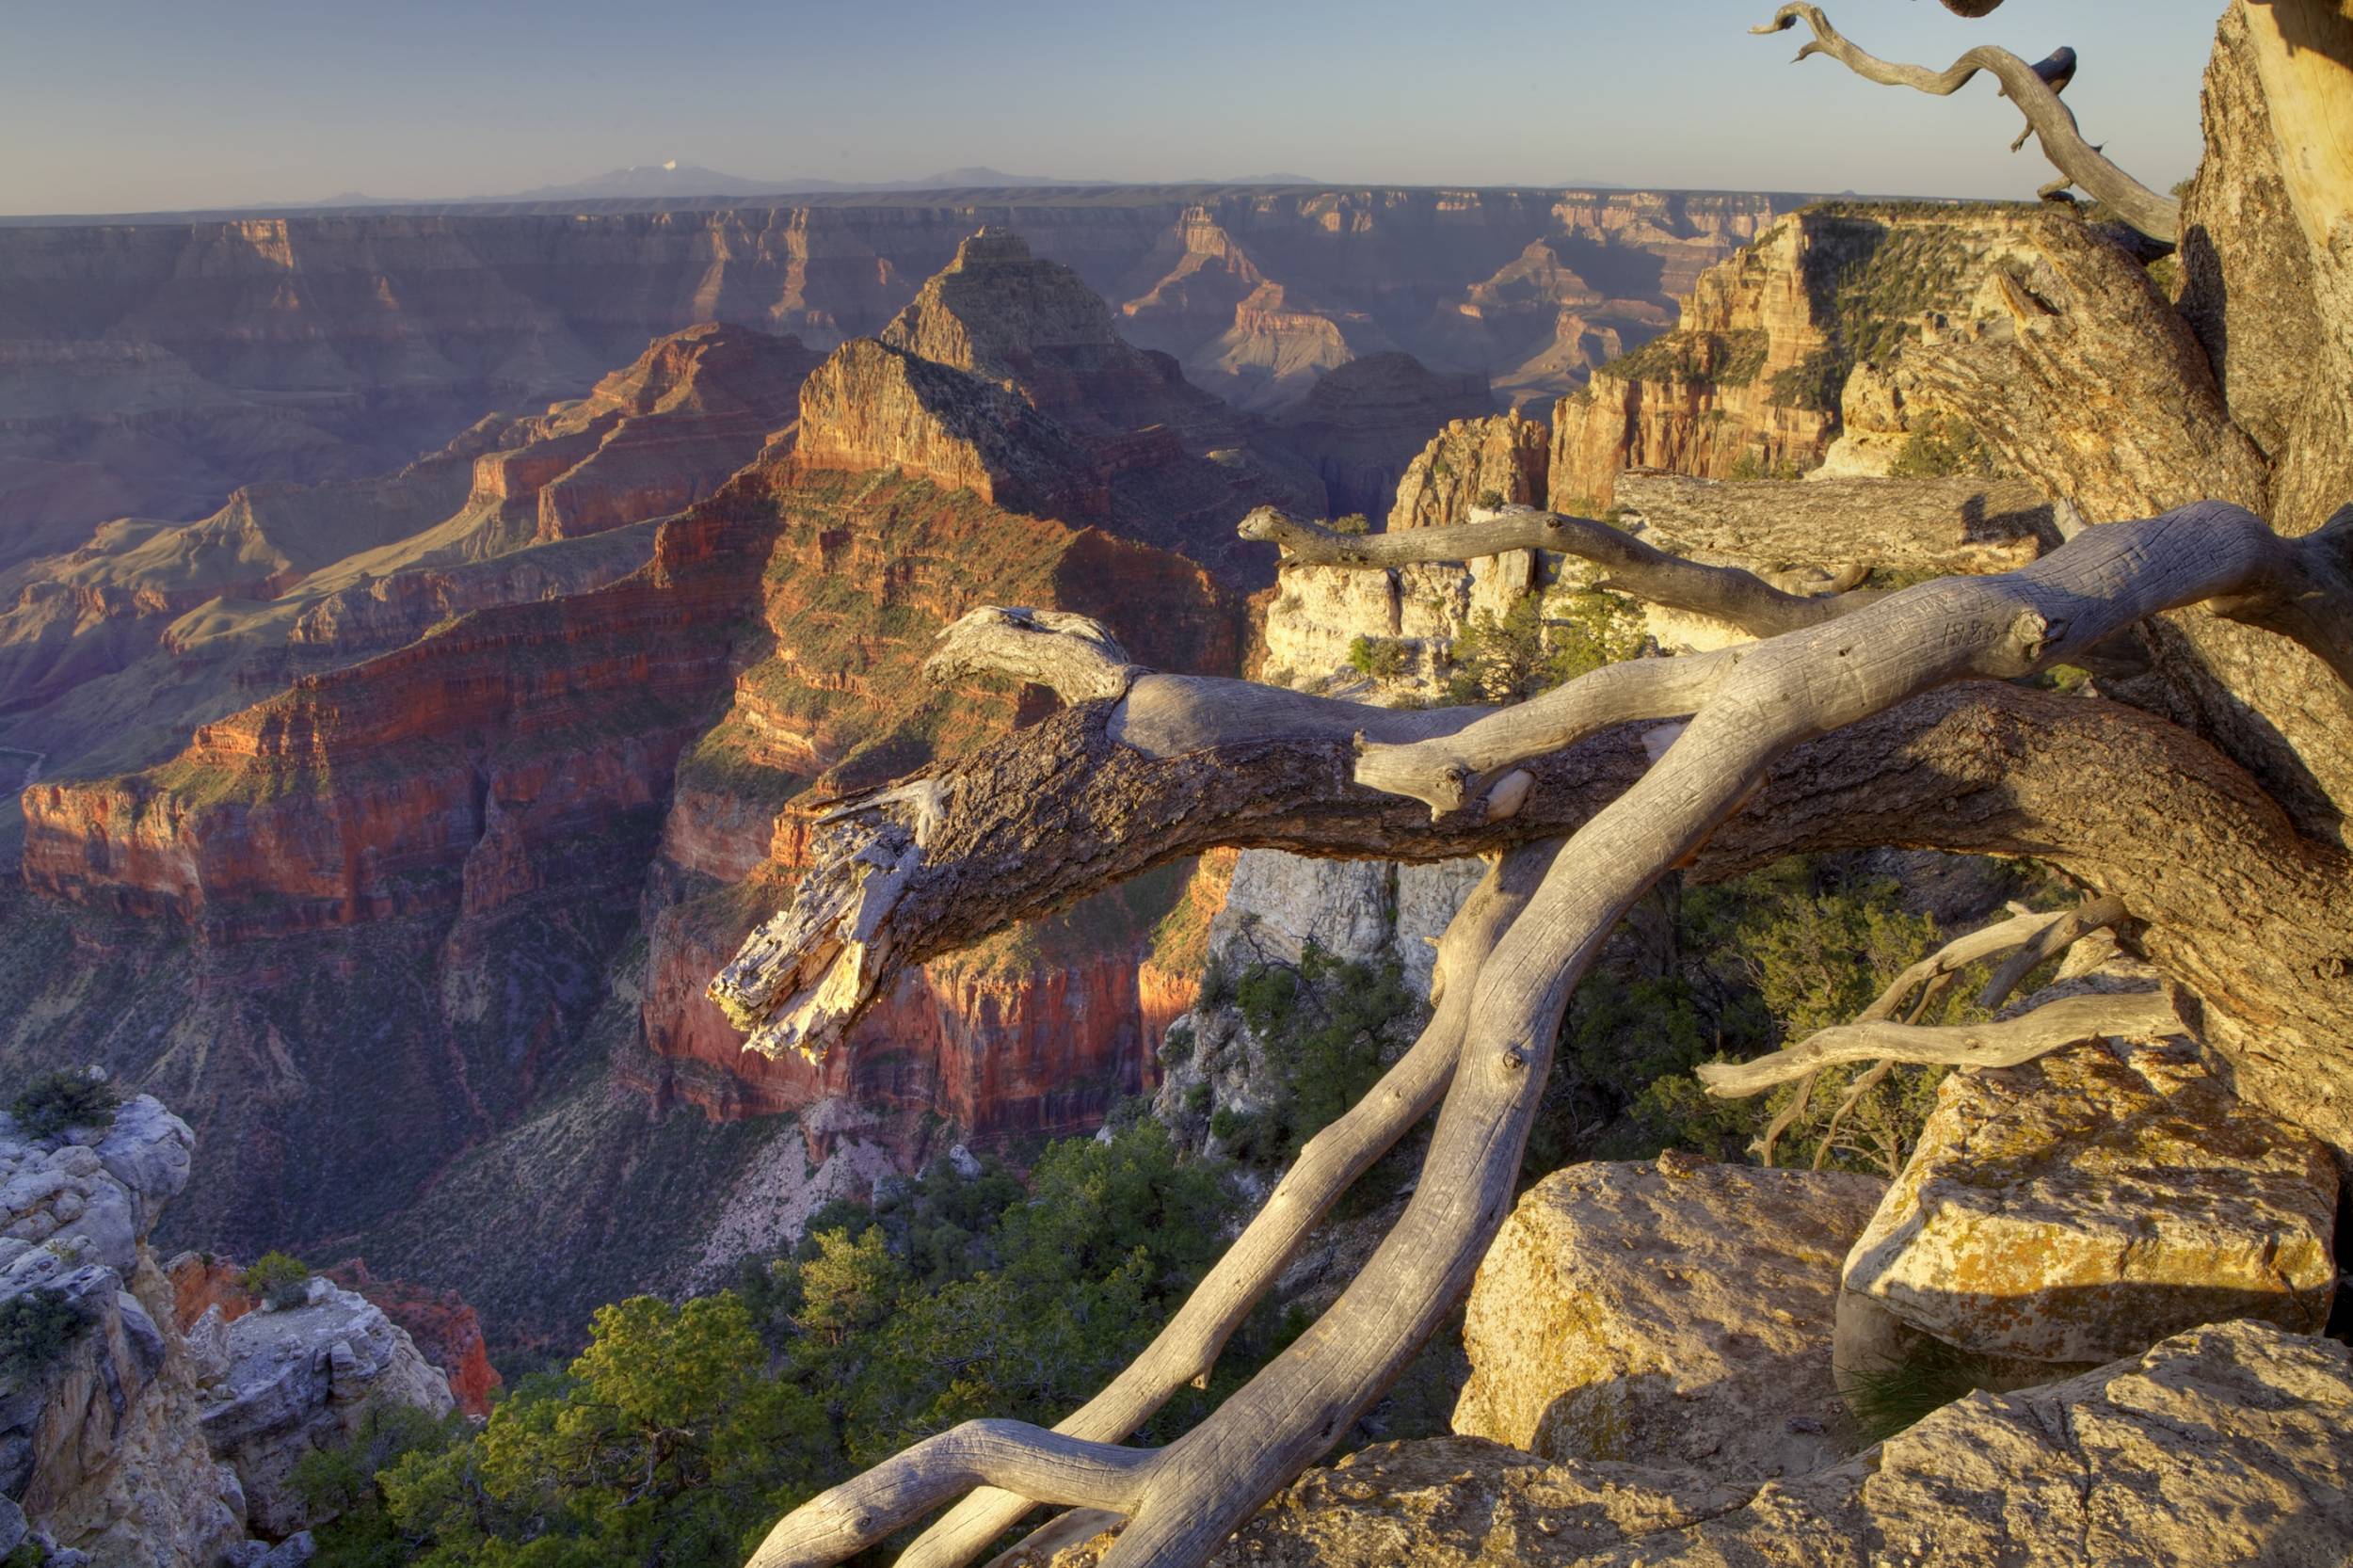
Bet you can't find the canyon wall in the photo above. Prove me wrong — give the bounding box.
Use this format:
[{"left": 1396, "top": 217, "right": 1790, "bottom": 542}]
[
  {"left": 0, "top": 187, "right": 1791, "bottom": 572},
  {"left": 1547, "top": 204, "right": 2040, "bottom": 509}
]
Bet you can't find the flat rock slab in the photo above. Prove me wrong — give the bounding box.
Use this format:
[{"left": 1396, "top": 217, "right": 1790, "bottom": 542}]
[
  {"left": 1017, "top": 1320, "right": 2353, "bottom": 1568},
  {"left": 1450, "top": 1156, "right": 1885, "bottom": 1480},
  {"left": 1842, "top": 1036, "right": 2337, "bottom": 1367}
]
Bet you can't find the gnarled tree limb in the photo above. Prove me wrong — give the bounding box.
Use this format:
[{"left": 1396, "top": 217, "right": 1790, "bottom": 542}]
[
  {"left": 923, "top": 606, "right": 1146, "bottom": 703},
  {"left": 1352, "top": 648, "right": 1742, "bottom": 820},
  {"left": 891, "top": 840, "right": 1564, "bottom": 1568},
  {"left": 735, "top": 500, "right": 2352, "bottom": 1568},
  {"left": 1696, "top": 983, "right": 2185, "bottom": 1097},
  {"left": 1977, "top": 893, "right": 2130, "bottom": 1010},
  {"left": 1753, "top": 3, "right": 2182, "bottom": 246}
]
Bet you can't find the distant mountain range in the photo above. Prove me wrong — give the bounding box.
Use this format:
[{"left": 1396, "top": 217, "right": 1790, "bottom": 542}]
[{"left": 249, "top": 162, "right": 1358, "bottom": 210}]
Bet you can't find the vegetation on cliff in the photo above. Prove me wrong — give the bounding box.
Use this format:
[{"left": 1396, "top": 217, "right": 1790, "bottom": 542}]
[{"left": 309, "top": 1124, "right": 1246, "bottom": 1568}]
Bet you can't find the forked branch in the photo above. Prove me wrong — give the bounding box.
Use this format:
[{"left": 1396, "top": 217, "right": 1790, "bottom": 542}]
[
  {"left": 1695, "top": 983, "right": 2184, "bottom": 1097},
  {"left": 737, "top": 499, "right": 2351, "bottom": 1568},
  {"left": 1753, "top": 3, "right": 2181, "bottom": 245}
]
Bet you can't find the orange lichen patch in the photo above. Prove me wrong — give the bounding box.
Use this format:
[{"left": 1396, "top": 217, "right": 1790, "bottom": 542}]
[{"left": 1843, "top": 1029, "right": 2338, "bottom": 1366}]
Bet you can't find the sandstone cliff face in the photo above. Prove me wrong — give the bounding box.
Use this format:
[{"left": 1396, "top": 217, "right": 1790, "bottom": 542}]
[
  {"left": 18, "top": 463, "right": 774, "bottom": 935},
  {"left": 1388, "top": 410, "right": 1551, "bottom": 531},
  {"left": 0, "top": 324, "right": 816, "bottom": 806},
  {"left": 1547, "top": 207, "right": 2033, "bottom": 508},
  {"left": 793, "top": 337, "right": 1110, "bottom": 521}
]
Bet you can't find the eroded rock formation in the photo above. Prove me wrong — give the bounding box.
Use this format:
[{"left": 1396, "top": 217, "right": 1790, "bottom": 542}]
[{"left": 1547, "top": 206, "right": 2035, "bottom": 507}]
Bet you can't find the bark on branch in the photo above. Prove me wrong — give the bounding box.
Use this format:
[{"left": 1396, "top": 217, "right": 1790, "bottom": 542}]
[
  {"left": 1695, "top": 984, "right": 2184, "bottom": 1097},
  {"left": 732, "top": 501, "right": 2353, "bottom": 1568},
  {"left": 1753, "top": 3, "right": 2182, "bottom": 246}
]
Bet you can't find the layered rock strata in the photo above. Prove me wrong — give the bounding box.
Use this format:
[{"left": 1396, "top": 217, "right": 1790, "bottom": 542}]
[
  {"left": 1548, "top": 206, "right": 2038, "bottom": 508},
  {"left": 0, "top": 187, "right": 1786, "bottom": 582}
]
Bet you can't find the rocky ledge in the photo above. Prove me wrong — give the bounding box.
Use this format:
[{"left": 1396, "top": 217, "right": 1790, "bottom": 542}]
[
  {"left": 0, "top": 1088, "right": 457, "bottom": 1565},
  {"left": 1030, "top": 1321, "right": 2353, "bottom": 1567}
]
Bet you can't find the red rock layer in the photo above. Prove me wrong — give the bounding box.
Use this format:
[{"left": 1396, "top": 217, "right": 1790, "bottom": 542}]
[
  {"left": 167, "top": 1256, "right": 254, "bottom": 1329},
  {"left": 326, "top": 1261, "right": 504, "bottom": 1418},
  {"left": 632, "top": 471, "right": 1241, "bottom": 1134},
  {"left": 20, "top": 469, "right": 781, "bottom": 937}
]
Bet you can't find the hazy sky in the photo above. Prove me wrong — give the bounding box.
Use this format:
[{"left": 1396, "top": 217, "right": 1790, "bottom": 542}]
[{"left": 3, "top": 1, "right": 2225, "bottom": 216}]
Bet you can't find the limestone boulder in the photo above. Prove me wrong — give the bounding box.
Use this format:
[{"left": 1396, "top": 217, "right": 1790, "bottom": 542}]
[
  {"left": 1017, "top": 1320, "right": 2353, "bottom": 1568},
  {"left": 1840, "top": 1033, "right": 2337, "bottom": 1371},
  {"left": 1452, "top": 1157, "right": 1884, "bottom": 1480},
  {"left": 201, "top": 1279, "right": 456, "bottom": 1537}
]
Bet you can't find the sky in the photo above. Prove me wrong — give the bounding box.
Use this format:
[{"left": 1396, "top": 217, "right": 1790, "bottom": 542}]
[{"left": 1, "top": 1, "right": 2226, "bottom": 216}]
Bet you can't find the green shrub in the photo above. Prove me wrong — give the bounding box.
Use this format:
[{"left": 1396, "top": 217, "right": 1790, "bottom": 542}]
[
  {"left": 1843, "top": 1335, "right": 1996, "bottom": 1443},
  {"left": 1767, "top": 348, "right": 1845, "bottom": 413},
  {"left": 1886, "top": 414, "right": 1995, "bottom": 479},
  {"left": 1183, "top": 1081, "right": 1213, "bottom": 1116},
  {"left": 9, "top": 1071, "right": 120, "bottom": 1139},
  {"left": 1443, "top": 589, "right": 1646, "bottom": 706},
  {"left": 1346, "top": 635, "right": 1414, "bottom": 681},
  {"left": 1329, "top": 512, "right": 1371, "bottom": 535},
  {"left": 0, "top": 1288, "right": 96, "bottom": 1383},
  {"left": 1475, "top": 488, "right": 1506, "bottom": 511},
  {"left": 241, "top": 1251, "right": 313, "bottom": 1311},
  {"left": 1220, "top": 945, "right": 1418, "bottom": 1170},
  {"left": 1158, "top": 1020, "right": 1194, "bottom": 1065}
]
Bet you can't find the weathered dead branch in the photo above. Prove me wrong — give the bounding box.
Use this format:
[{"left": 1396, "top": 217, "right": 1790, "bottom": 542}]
[
  {"left": 891, "top": 840, "right": 1563, "bottom": 1568},
  {"left": 1351, "top": 648, "right": 1741, "bottom": 820},
  {"left": 1753, "top": 3, "right": 2181, "bottom": 245},
  {"left": 923, "top": 606, "right": 1145, "bottom": 703},
  {"left": 1696, "top": 984, "right": 2184, "bottom": 1097},
  {"left": 1977, "top": 894, "right": 2130, "bottom": 1010},
  {"left": 734, "top": 498, "right": 2352, "bottom": 1568}
]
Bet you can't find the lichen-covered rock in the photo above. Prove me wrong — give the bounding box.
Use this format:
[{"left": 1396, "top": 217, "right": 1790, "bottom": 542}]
[
  {"left": 1452, "top": 1157, "right": 1883, "bottom": 1480},
  {"left": 200, "top": 1279, "right": 456, "bottom": 1538},
  {"left": 1841, "top": 1032, "right": 2338, "bottom": 1369},
  {"left": 1019, "top": 1320, "right": 2353, "bottom": 1568}
]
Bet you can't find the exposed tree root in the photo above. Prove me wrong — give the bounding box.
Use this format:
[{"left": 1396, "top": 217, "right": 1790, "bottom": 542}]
[
  {"left": 1753, "top": 3, "right": 2182, "bottom": 246},
  {"left": 887, "top": 842, "right": 1562, "bottom": 1568}
]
